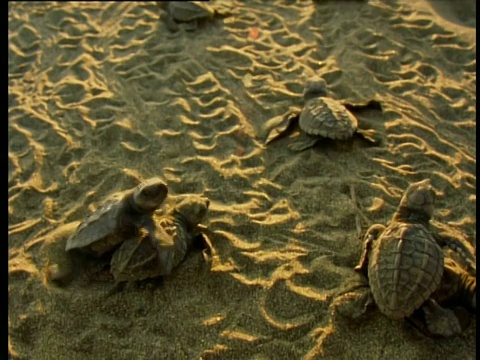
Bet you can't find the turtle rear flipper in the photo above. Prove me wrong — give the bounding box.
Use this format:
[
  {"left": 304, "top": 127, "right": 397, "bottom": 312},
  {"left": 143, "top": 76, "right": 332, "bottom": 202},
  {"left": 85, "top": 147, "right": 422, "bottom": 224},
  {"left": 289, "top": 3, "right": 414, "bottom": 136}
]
[
  {"left": 355, "top": 128, "right": 382, "bottom": 146},
  {"left": 354, "top": 224, "right": 385, "bottom": 276},
  {"left": 343, "top": 99, "right": 382, "bottom": 112},
  {"left": 344, "top": 99, "right": 382, "bottom": 146}
]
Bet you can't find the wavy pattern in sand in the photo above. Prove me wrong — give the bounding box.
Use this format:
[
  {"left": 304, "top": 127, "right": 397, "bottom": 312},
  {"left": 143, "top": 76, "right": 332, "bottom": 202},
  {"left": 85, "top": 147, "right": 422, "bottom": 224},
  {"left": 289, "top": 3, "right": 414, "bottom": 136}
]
[{"left": 9, "top": 1, "right": 475, "bottom": 359}]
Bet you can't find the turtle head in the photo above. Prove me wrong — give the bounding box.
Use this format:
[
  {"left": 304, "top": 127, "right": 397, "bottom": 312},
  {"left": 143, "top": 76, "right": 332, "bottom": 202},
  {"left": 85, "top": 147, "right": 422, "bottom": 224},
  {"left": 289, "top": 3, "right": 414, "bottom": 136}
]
[
  {"left": 174, "top": 195, "right": 210, "bottom": 227},
  {"left": 132, "top": 178, "right": 169, "bottom": 213},
  {"left": 396, "top": 179, "right": 435, "bottom": 221},
  {"left": 303, "top": 78, "right": 328, "bottom": 101}
]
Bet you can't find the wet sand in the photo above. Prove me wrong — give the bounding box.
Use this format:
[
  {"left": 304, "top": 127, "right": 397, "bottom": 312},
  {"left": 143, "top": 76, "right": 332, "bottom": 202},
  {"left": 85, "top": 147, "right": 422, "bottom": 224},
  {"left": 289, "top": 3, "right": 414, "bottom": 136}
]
[{"left": 8, "top": 1, "right": 476, "bottom": 359}]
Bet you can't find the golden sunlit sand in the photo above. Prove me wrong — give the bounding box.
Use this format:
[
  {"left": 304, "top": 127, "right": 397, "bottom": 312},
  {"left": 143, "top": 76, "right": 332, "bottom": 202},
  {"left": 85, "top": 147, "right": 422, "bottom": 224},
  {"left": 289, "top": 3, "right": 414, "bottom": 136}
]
[{"left": 8, "top": 1, "right": 475, "bottom": 359}]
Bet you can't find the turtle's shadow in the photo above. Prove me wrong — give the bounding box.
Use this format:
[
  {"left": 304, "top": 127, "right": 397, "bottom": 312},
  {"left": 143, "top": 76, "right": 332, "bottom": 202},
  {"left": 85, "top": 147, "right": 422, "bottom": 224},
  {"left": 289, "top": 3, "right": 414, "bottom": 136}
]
[{"left": 309, "top": 135, "right": 380, "bottom": 154}]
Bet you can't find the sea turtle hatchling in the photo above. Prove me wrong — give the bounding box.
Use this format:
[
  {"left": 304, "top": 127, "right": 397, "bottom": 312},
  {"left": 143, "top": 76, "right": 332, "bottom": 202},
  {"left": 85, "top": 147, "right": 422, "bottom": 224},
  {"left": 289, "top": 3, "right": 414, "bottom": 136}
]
[
  {"left": 265, "top": 78, "right": 382, "bottom": 151},
  {"left": 160, "top": 1, "right": 215, "bottom": 32},
  {"left": 65, "top": 177, "right": 169, "bottom": 257},
  {"left": 110, "top": 195, "right": 210, "bottom": 282},
  {"left": 354, "top": 179, "right": 476, "bottom": 337}
]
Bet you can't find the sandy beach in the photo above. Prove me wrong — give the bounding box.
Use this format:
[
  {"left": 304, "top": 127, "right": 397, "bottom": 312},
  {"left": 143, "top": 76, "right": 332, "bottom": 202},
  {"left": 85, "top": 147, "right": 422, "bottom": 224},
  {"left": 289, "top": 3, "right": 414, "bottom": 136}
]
[{"left": 8, "top": 1, "right": 476, "bottom": 359}]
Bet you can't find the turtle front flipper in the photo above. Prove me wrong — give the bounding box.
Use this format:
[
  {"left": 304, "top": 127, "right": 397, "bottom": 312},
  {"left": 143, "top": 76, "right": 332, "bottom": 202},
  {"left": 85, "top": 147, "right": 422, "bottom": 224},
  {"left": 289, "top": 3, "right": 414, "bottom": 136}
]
[
  {"left": 265, "top": 112, "right": 299, "bottom": 145},
  {"left": 354, "top": 224, "right": 385, "bottom": 276},
  {"left": 288, "top": 133, "right": 319, "bottom": 151},
  {"left": 355, "top": 128, "right": 381, "bottom": 146},
  {"left": 38, "top": 222, "right": 81, "bottom": 286},
  {"left": 332, "top": 284, "right": 374, "bottom": 319},
  {"left": 170, "top": 195, "right": 210, "bottom": 268},
  {"left": 110, "top": 228, "right": 172, "bottom": 282}
]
